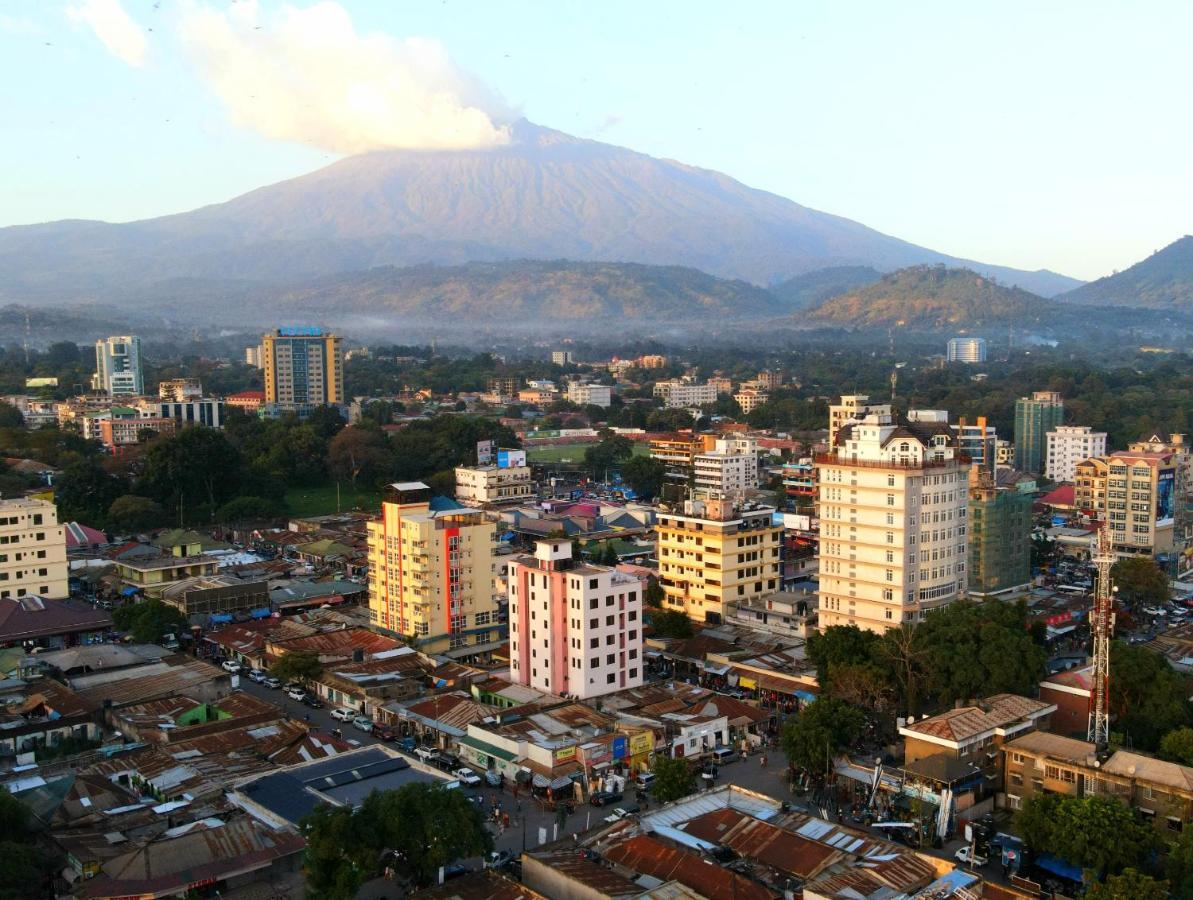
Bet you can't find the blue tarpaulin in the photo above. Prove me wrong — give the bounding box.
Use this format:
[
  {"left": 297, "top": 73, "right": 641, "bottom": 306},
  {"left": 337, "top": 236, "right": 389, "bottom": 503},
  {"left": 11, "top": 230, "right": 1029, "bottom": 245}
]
[
  {"left": 250, "top": 607, "right": 272, "bottom": 619},
  {"left": 1036, "top": 854, "right": 1083, "bottom": 883},
  {"left": 795, "top": 690, "right": 818, "bottom": 703},
  {"left": 209, "top": 613, "right": 233, "bottom": 624},
  {"left": 120, "top": 586, "right": 141, "bottom": 596}
]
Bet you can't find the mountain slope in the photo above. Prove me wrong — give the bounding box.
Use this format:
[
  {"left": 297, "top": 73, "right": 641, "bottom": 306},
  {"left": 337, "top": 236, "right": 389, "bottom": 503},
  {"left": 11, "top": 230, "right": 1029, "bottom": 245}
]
[
  {"left": 808, "top": 265, "right": 1050, "bottom": 328},
  {"left": 266, "top": 260, "right": 784, "bottom": 321},
  {"left": 1057, "top": 236, "right": 1193, "bottom": 308},
  {"left": 770, "top": 266, "right": 882, "bottom": 310},
  {"left": 0, "top": 121, "right": 1079, "bottom": 306}
]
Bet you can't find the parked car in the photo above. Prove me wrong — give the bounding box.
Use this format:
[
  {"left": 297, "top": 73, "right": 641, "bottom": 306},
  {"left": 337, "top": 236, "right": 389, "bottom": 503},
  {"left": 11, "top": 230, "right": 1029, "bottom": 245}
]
[
  {"left": 286, "top": 687, "right": 307, "bottom": 701},
  {"left": 635, "top": 772, "right": 656, "bottom": 791},
  {"left": 442, "top": 863, "right": 470, "bottom": 881},
  {"left": 413, "top": 746, "right": 438, "bottom": 762},
  {"left": 485, "top": 849, "right": 516, "bottom": 870},
  {"left": 712, "top": 747, "right": 738, "bottom": 765},
  {"left": 454, "top": 768, "right": 482, "bottom": 786},
  {"left": 263, "top": 677, "right": 282, "bottom": 689},
  {"left": 372, "top": 724, "right": 397, "bottom": 741},
  {"left": 602, "top": 805, "right": 640, "bottom": 824},
  {"left": 436, "top": 753, "right": 461, "bottom": 771},
  {"left": 955, "top": 846, "right": 988, "bottom": 867},
  {"left": 590, "top": 790, "right": 623, "bottom": 807},
  {"left": 301, "top": 694, "right": 325, "bottom": 709},
  {"left": 484, "top": 769, "right": 503, "bottom": 787},
  {"left": 331, "top": 707, "right": 356, "bottom": 722},
  {"left": 221, "top": 660, "right": 243, "bottom": 673},
  {"left": 352, "top": 715, "right": 374, "bottom": 733},
  {"left": 248, "top": 669, "right": 267, "bottom": 683}
]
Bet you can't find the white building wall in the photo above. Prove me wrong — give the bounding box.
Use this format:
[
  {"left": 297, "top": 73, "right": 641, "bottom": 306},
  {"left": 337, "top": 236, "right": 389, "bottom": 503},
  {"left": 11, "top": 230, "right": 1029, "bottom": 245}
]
[{"left": 1045, "top": 426, "right": 1108, "bottom": 483}]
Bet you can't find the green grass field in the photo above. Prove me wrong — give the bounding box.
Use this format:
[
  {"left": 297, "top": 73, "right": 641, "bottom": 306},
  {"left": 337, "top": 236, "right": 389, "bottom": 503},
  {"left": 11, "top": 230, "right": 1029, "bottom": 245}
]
[
  {"left": 284, "top": 484, "right": 382, "bottom": 518},
  {"left": 526, "top": 442, "right": 650, "bottom": 463}
]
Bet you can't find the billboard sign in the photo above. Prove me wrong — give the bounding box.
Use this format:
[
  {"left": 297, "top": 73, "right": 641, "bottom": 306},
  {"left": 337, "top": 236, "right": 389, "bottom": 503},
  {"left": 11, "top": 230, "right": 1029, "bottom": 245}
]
[
  {"left": 1157, "top": 470, "right": 1175, "bottom": 526},
  {"left": 477, "top": 440, "right": 494, "bottom": 466},
  {"left": 497, "top": 449, "right": 527, "bottom": 469}
]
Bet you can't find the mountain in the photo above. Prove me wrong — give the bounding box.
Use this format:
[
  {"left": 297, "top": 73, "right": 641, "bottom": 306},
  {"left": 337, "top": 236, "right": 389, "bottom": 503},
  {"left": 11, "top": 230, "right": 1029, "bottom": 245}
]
[
  {"left": 0, "top": 121, "right": 1080, "bottom": 310},
  {"left": 808, "top": 265, "right": 1051, "bottom": 328},
  {"left": 1057, "top": 236, "right": 1193, "bottom": 308},
  {"left": 770, "top": 266, "right": 882, "bottom": 310},
  {"left": 265, "top": 260, "right": 784, "bottom": 322}
]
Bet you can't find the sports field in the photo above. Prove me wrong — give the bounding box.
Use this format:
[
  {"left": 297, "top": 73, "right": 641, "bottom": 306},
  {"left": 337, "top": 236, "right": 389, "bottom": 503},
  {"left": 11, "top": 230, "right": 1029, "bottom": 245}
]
[{"left": 526, "top": 442, "right": 650, "bottom": 463}]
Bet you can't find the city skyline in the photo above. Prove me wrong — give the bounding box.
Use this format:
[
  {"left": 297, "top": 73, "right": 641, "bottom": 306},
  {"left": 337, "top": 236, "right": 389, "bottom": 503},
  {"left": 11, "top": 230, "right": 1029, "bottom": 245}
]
[{"left": 2, "top": 0, "right": 1192, "bottom": 280}]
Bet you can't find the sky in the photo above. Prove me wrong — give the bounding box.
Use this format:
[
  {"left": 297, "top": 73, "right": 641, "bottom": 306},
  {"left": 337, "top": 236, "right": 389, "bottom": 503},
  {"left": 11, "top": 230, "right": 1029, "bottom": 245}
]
[{"left": 2, "top": 1, "right": 1192, "bottom": 281}]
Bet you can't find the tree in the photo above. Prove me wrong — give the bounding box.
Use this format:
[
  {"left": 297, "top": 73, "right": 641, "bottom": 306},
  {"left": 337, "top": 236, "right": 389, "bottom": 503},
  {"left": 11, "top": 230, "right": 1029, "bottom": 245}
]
[
  {"left": 1167, "top": 826, "right": 1193, "bottom": 900},
  {"left": 644, "top": 577, "right": 665, "bottom": 608},
  {"left": 621, "top": 456, "right": 666, "bottom": 499},
  {"left": 327, "top": 425, "right": 395, "bottom": 490},
  {"left": 106, "top": 495, "right": 166, "bottom": 533},
  {"left": 584, "top": 431, "right": 633, "bottom": 479},
  {"left": 1083, "top": 870, "right": 1168, "bottom": 900},
  {"left": 806, "top": 625, "right": 882, "bottom": 683},
  {"left": 301, "top": 782, "right": 492, "bottom": 896},
  {"left": 137, "top": 428, "right": 247, "bottom": 519},
  {"left": 270, "top": 651, "right": 323, "bottom": 685},
  {"left": 878, "top": 622, "right": 929, "bottom": 716},
  {"left": 216, "top": 496, "right": 283, "bottom": 523},
  {"left": 1015, "top": 792, "right": 1064, "bottom": 855},
  {"left": 1111, "top": 557, "right": 1169, "bottom": 611},
  {"left": 55, "top": 457, "right": 128, "bottom": 527},
  {"left": 780, "top": 697, "right": 865, "bottom": 774},
  {"left": 112, "top": 600, "right": 188, "bottom": 644},
  {"left": 1018, "top": 794, "right": 1155, "bottom": 877},
  {"left": 0, "top": 402, "right": 23, "bottom": 429},
  {"left": 1110, "top": 641, "right": 1192, "bottom": 750},
  {"left": 650, "top": 754, "right": 696, "bottom": 803},
  {"left": 1160, "top": 727, "right": 1193, "bottom": 766},
  {"left": 650, "top": 609, "right": 693, "bottom": 639}
]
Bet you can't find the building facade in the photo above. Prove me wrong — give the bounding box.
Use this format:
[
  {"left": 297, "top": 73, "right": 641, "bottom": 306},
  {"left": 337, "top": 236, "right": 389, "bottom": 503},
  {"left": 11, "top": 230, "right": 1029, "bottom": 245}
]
[
  {"left": 157, "top": 379, "right": 203, "bottom": 402},
  {"left": 693, "top": 438, "right": 759, "bottom": 495},
  {"left": 968, "top": 471, "right": 1032, "bottom": 596},
  {"left": 551, "top": 350, "right": 575, "bottom": 366},
  {"left": 1045, "top": 425, "right": 1107, "bottom": 484},
  {"left": 93, "top": 336, "right": 143, "bottom": 396},
  {"left": 140, "top": 398, "right": 225, "bottom": 429},
  {"left": 828, "top": 394, "right": 893, "bottom": 447},
  {"left": 454, "top": 460, "right": 534, "bottom": 507},
  {"left": 1075, "top": 450, "right": 1181, "bottom": 559},
  {"left": 733, "top": 387, "right": 769, "bottom": 414},
  {"left": 508, "top": 539, "right": 644, "bottom": 699},
  {"left": 566, "top": 382, "right": 612, "bottom": 407},
  {"left": 955, "top": 417, "right": 997, "bottom": 474},
  {"left": 367, "top": 482, "right": 504, "bottom": 655},
  {"left": 656, "top": 497, "right": 781, "bottom": 625},
  {"left": 946, "top": 337, "right": 987, "bottom": 363},
  {"left": 653, "top": 380, "right": 718, "bottom": 408},
  {"left": 1014, "top": 391, "right": 1064, "bottom": 475},
  {"left": 817, "top": 410, "right": 969, "bottom": 632},
  {"left": 0, "top": 497, "right": 68, "bottom": 600},
  {"left": 261, "top": 328, "right": 343, "bottom": 411}
]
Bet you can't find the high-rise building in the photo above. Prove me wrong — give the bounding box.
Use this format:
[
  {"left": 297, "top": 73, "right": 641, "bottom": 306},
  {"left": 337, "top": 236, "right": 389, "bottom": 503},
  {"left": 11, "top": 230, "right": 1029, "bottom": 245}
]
[
  {"left": 0, "top": 497, "right": 68, "bottom": 600},
  {"left": 1075, "top": 451, "right": 1182, "bottom": 560},
  {"left": 566, "top": 382, "right": 612, "bottom": 408},
  {"left": 1129, "top": 432, "right": 1192, "bottom": 497},
  {"left": 829, "top": 394, "right": 892, "bottom": 447},
  {"left": 366, "top": 482, "right": 504, "bottom": 655},
  {"left": 947, "top": 337, "right": 987, "bottom": 363},
  {"left": 245, "top": 345, "right": 264, "bottom": 368},
  {"left": 487, "top": 376, "right": 519, "bottom": 398},
  {"left": 756, "top": 370, "right": 784, "bottom": 390},
  {"left": 955, "top": 417, "right": 997, "bottom": 474},
  {"left": 968, "top": 469, "right": 1032, "bottom": 597},
  {"left": 653, "top": 380, "right": 718, "bottom": 408},
  {"left": 552, "top": 350, "right": 575, "bottom": 366},
  {"left": 1013, "top": 392, "right": 1064, "bottom": 475},
  {"left": 508, "top": 539, "right": 645, "bottom": 699},
  {"left": 656, "top": 496, "right": 781, "bottom": 625},
  {"left": 693, "top": 438, "right": 759, "bottom": 495},
  {"left": 817, "top": 409, "right": 969, "bottom": 632},
  {"left": 733, "top": 386, "right": 769, "bottom": 414},
  {"left": 261, "top": 327, "right": 343, "bottom": 412},
  {"left": 1045, "top": 425, "right": 1107, "bottom": 484},
  {"left": 93, "top": 336, "right": 143, "bottom": 396}
]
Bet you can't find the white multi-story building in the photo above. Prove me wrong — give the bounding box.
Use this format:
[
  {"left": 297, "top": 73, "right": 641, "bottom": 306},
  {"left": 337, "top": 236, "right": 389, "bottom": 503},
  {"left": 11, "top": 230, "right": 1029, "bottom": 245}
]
[
  {"left": 817, "top": 410, "right": 969, "bottom": 633},
  {"left": 508, "top": 539, "right": 645, "bottom": 699},
  {"left": 93, "top": 336, "right": 143, "bottom": 396},
  {"left": 829, "top": 394, "right": 893, "bottom": 446},
  {"left": 157, "top": 379, "right": 203, "bottom": 402},
  {"left": 653, "top": 380, "right": 718, "bottom": 409},
  {"left": 693, "top": 438, "right": 758, "bottom": 495},
  {"left": 1045, "top": 425, "right": 1107, "bottom": 484},
  {"left": 455, "top": 461, "right": 534, "bottom": 506},
  {"left": 733, "top": 386, "right": 769, "bottom": 414},
  {"left": 947, "top": 337, "right": 987, "bottom": 363},
  {"left": 552, "top": 350, "right": 575, "bottom": 366},
  {"left": 138, "top": 398, "right": 225, "bottom": 429},
  {"left": 566, "top": 382, "right": 612, "bottom": 408},
  {"left": 0, "top": 497, "right": 68, "bottom": 600}
]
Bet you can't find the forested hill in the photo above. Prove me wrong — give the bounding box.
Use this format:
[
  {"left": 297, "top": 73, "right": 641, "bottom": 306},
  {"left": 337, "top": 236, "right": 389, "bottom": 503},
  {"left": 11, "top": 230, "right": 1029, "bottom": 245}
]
[
  {"left": 807, "top": 265, "right": 1050, "bottom": 328},
  {"left": 1057, "top": 236, "right": 1193, "bottom": 309}
]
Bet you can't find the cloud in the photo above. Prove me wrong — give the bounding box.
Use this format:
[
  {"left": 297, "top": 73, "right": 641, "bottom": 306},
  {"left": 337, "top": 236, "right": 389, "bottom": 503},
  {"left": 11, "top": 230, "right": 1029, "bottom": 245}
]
[
  {"left": 178, "top": 1, "right": 514, "bottom": 154},
  {"left": 67, "top": 0, "right": 148, "bottom": 67},
  {"left": 0, "top": 14, "right": 46, "bottom": 36}
]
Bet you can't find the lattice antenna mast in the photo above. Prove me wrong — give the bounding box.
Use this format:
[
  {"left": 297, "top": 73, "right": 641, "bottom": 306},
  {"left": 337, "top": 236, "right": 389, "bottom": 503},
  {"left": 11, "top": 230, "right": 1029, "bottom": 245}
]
[{"left": 1087, "top": 522, "right": 1116, "bottom": 750}]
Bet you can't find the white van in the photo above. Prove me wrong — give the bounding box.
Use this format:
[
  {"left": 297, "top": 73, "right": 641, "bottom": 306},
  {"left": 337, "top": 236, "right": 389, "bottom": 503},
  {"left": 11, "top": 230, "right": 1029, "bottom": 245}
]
[
  {"left": 712, "top": 747, "right": 739, "bottom": 765},
  {"left": 635, "top": 772, "right": 656, "bottom": 791}
]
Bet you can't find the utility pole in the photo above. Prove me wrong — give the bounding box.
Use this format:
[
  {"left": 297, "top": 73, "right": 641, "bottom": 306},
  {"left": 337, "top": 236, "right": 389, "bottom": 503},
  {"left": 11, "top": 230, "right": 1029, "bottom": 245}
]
[{"left": 1087, "top": 522, "right": 1115, "bottom": 750}]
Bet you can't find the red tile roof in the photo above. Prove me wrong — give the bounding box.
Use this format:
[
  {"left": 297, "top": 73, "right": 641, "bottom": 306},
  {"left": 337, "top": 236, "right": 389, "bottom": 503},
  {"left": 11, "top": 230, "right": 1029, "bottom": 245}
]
[{"left": 603, "top": 834, "right": 773, "bottom": 900}]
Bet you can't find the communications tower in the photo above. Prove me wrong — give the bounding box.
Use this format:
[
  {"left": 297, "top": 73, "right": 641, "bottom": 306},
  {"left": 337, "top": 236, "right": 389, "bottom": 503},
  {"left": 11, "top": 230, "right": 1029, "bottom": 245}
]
[{"left": 1087, "top": 522, "right": 1116, "bottom": 750}]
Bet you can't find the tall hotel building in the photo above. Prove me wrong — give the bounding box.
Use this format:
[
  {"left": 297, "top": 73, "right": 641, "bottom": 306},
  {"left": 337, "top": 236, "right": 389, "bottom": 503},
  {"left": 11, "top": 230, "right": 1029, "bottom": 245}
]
[
  {"left": 817, "top": 410, "right": 969, "bottom": 633},
  {"left": 261, "top": 327, "right": 344, "bottom": 411}
]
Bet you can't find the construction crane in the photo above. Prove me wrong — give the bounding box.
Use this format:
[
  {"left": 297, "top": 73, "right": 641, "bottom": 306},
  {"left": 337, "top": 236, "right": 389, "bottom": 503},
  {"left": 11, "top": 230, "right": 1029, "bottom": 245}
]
[{"left": 1087, "top": 522, "right": 1116, "bottom": 750}]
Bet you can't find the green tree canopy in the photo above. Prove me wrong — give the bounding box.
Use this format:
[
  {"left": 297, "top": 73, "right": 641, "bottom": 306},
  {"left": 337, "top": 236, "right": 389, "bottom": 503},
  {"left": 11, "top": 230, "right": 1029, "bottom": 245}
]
[
  {"left": 55, "top": 457, "right": 128, "bottom": 527},
  {"left": 1167, "top": 825, "right": 1193, "bottom": 900},
  {"left": 780, "top": 697, "right": 865, "bottom": 774},
  {"left": 106, "top": 495, "right": 166, "bottom": 533},
  {"left": 270, "top": 652, "right": 324, "bottom": 685},
  {"left": 1083, "top": 870, "right": 1168, "bottom": 900},
  {"left": 650, "top": 754, "right": 696, "bottom": 803},
  {"left": 1159, "top": 727, "right": 1193, "bottom": 766},
  {"left": 0, "top": 402, "right": 23, "bottom": 429},
  {"left": 136, "top": 427, "right": 248, "bottom": 518},
  {"left": 650, "top": 609, "right": 693, "bottom": 639},
  {"left": 327, "top": 424, "right": 395, "bottom": 490},
  {"left": 584, "top": 431, "right": 633, "bottom": 478},
  {"left": 1017, "top": 794, "right": 1156, "bottom": 877},
  {"left": 644, "top": 577, "right": 665, "bottom": 608},
  {"left": 112, "top": 600, "right": 187, "bottom": 644},
  {"left": 216, "top": 495, "right": 284, "bottom": 523},
  {"left": 302, "top": 782, "right": 492, "bottom": 897},
  {"left": 1110, "top": 641, "right": 1192, "bottom": 750},
  {"left": 620, "top": 455, "right": 666, "bottom": 500},
  {"left": 806, "top": 625, "right": 884, "bottom": 683},
  {"left": 1111, "top": 557, "right": 1170, "bottom": 610}
]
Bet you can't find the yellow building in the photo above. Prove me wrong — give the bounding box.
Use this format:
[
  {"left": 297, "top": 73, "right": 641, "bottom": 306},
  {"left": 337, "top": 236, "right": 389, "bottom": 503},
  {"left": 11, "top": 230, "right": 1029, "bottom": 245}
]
[
  {"left": 1075, "top": 450, "right": 1181, "bottom": 559},
  {"left": 656, "top": 497, "right": 781, "bottom": 625},
  {"left": 0, "top": 497, "right": 68, "bottom": 601},
  {"left": 261, "top": 327, "right": 343, "bottom": 409},
  {"left": 367, "top": 482, "right": 504, "bottom": 655}
]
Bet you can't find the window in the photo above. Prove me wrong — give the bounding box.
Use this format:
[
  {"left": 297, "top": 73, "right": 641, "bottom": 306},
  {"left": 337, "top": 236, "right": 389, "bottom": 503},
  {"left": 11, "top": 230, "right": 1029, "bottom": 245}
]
[
  {"left": 589, "top": 598, "right": 598, "bottom": 610},
  {"left": 607, "top": 673, "right": 616, "bottom": 684},
  {"left": 589, "top": 618, "right": 598, "bottom": 629},
  {"left": 590, "top": 637, "right": 599, "bottom": 648}
]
